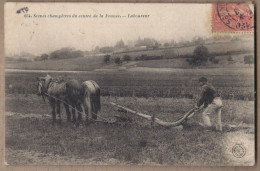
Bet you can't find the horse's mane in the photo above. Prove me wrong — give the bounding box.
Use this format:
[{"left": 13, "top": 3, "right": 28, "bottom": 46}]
[{"left": 52, "top": 78, "right": 66, "bottom": 83}]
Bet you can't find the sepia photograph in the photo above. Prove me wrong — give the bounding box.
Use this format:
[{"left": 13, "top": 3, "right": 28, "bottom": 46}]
[{"left": 4, "top": 3, "right": 255, "bottom": 166}]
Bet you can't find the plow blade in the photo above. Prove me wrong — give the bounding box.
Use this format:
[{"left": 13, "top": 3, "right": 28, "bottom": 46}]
[{"left": 110, "top": 102, "right": 199, "bottom": 128}]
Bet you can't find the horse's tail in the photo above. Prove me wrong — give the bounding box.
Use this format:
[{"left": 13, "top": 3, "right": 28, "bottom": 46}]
[
  {"left": 82, "top": 81, "right": 101, "bottom": 120},
  {"left": 97, "top": 88, "right": 101, "bottom": 111},
  {"left": 90, "top": 80, "right": 101, "bottom": 113}
]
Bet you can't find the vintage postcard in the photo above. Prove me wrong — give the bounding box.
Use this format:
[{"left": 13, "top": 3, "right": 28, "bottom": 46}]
[{"left": 4, "top": 3, "right": 255, "bottom": 166}]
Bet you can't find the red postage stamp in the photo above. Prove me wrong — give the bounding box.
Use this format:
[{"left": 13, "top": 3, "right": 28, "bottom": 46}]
[{"left": 212, "top": 3, "right": 254, "bottom": 32}]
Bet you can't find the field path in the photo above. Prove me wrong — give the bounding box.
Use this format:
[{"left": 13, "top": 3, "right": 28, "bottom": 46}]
[
  {"left": 5, "top": 112, "right": 51, "bottom": 119},
  {"left": 5, "top": 111, "right": 255, "bottom": 165},
  {"left": 5, "top": 67, "right": 254, "bottom": 76},
  {"left": 5, "top": 148, "right": 122, "bottom": 165}
]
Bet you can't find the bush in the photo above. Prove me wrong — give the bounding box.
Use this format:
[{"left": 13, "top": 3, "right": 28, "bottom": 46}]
[
  {"left": 114, "top": 57, "right": 122, "bottom": 65},
  {"left": 209, "top": 56, "right": 215, "bottom": 62},
  {"left": 123, "top": 55, "right": 131, "bottom": 62},
  {"left": 49, "top": 47, "right": 84, "bottom": 60},
  {"left": 137, "top": 54, "right": 163, "bottom": 61},
  {"left": 212, "top": 59, "right": 219, "bottom": 64},
  {"left": 244, "top": 55, "right": 254, "bottom": 66},
  {"left": 227, "top": 56, "right": 233, "bottom": 61},
  {"left": 99, "top": 46, "right": 114, "bottom": 53},
  {"left": 189, "top": 45, "right": 209, "bottom": 65},
  {"left": 104, "top": 55, "right": 111, "bottom": 63}
]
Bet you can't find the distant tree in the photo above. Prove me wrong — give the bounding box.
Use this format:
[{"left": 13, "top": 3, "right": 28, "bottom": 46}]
[
  {"left": 40, "top": 53, "right": 48, "bottom": 61},
  {"left": 114, "top": 57, "right": 122, "bottom": 65},
  {"left": 154, "top": 41, "right": 160, "bottom": 49},
  {"left": 134, "top": 37, "right": 158, "bottom": 47},
  {"left": 244, "top": 55, "right": 254, "bottom": 66},
  {"left": 104, "top": 55, "right": 111, "bottom": 63},
  {"left": 49, "top": 47, "right": 83, "bottom": 60},
  {"left": 94, "top": 46, "right": 100, "bottom": 53},
  {"left": 99, "top": 46, "right": 114, "bottom": 53},
  {"left": 212, "top": 59, "right": 219, "bottom": 64},
  {"left": 163, "top": 42, "right": 170, "bottom": 47},
  {"left": 189, "top": 45, "right": 209, "bottom": 65},
  {"left": 34, "top": 56, "right": 41, "bottom": 61},
  {"left": 5, "top": 57, "right": 15, "bottom": 61},
  {"left": 209, "top": 56, "right": 215, "bottom": 62},
  {"left": 17, "top": 58, "right": 28, "bottom": 62},
  {"left": 192, "top": 36, "right": 205, "bottom": 45},
  {"left": 123, "top": 55, "right": 131, "bottom": 62},
  {"left": 115, "top": 40, "right": 125, "bottom": 49},
  {"left": 163, "top": 49, "right": 175, "bottom": 59},
  {"left": 227, "top": 56, "right": 233, "bottom": 62},
  {"left": 169, "top": 40, "right": 176, "bottom": 46}
]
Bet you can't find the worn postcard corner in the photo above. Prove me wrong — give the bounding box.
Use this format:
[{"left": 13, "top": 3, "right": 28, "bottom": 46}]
[{"left": 4, "top": 2, "right": 255, "bottom": 166}]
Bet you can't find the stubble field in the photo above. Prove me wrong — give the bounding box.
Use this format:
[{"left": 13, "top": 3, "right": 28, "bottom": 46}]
[
  {"left": 5, "top": 94, "right": 255, "bottom": 165},
  {"left": 5, "top": 67, "right": 255, "bottom": 165}
]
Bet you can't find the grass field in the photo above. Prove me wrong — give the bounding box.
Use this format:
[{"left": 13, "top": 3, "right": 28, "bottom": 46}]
[
  {"left": 5, "top": 55, "right": 105, "bottom": 71},
  {"left": 113, "top": 41, "right": 253, "bottom": 59},
  {"left": 5, "top": 94, "right": 255, "bottom": 165},
  {"left": 5, "top": 40, "right": 254, "bottom": 71},
  {"left": 135, "top": 54, "right": 253, "bottom": 68},
  {"left": 6, "top": 67, "right": 254, "bottom": 100},
  {"left": 4, "top": 40, "right": 255, "bottom": 165}
]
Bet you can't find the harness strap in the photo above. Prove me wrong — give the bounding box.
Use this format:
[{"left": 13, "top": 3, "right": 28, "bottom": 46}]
[{"left": 42, "top": 91, "right": 107, "bottom": 122}]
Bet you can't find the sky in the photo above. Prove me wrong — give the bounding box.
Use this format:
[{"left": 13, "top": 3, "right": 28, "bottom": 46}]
[{"left": 5, "top": 3, "right": 212, "bottom": 56}]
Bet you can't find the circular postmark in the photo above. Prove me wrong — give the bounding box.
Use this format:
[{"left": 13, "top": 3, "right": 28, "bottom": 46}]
[
  {"left": 217, "top": 3, "right": 254, "bottom": 31},
  {"left": 232, "top": 144, "right": 246, "bottom": 158}
]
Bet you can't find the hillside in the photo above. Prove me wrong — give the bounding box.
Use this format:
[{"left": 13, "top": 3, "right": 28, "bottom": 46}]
[
  {"left": 6, "top": 55, "right": 105, "bottom": 71},
  {"left": 5, "top": 40, "right": 254, "bottom": 71},
  {"left": 113, "top": 40, "right": 253, "bottom": 59}
]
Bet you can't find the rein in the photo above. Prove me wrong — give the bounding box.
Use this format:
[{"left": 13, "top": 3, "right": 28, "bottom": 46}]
[
  {"left": 39, "top": 79, "right": 58, "bottom": 103},
  {"left": 41, "top": 89, "right": 108, "bottom": 122}
]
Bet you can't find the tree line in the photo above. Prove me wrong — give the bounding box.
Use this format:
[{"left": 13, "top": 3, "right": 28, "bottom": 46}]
[{"left": 103, "top": 45, "right": 254, "bottom": 66}]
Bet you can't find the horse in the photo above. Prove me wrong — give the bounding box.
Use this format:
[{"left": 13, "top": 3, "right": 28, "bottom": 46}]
[
  {"left": 65, "top": 79, "right": 85, "bottom": 123},
  {"left": 81, "top": 80, "right": 101, "bottom": 120},
  {"left": 37, "top": 74, "right": 80, "bottom": 123},
  {"left": 37, "top": 74, "right": 101, "bottom": 125},
  {"left": 66, "top": 79, "right": 101, "bottom": 122}
]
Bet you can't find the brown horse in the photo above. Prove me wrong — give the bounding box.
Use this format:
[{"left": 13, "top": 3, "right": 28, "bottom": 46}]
[
  {"left": 37, "top": 74, "right": 81, "bottom": 123},
  {"left": 81, "top": 80, "right": 101, "bottom": 120},
  {"left": 37, "top": 74, "right": 101, "bottom": 124},
  {"left": 66, "top": 79, "right": 101, "bottom": 122}
]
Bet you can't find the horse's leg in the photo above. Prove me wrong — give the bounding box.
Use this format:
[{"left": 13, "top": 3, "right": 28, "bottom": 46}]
[
  {"left": 56, "top": 100, "right": 61, "bottom": 123},
  {"left": 81, "top": 103, "right": 86, "bottom": 120},
  {"left": 75, "top": 103, "right": 83, "bottom": 127},
  {"left": 85, "top": 96, "right": 92, "bottom": 121},
  {"left": 51, "top": 100, "right": 56, "bottom": 123},
  {"left": 92, "top": 107, "right": 97, "bottom": 120},
  {"left": 92, "top": 102, "right": 97, "bottom": 120},
  {"left": 76, "top": 103, "right": 83, "bottom": 121},
  {"left": 84, "top": 102, "right": 88, "bottom": 120},
  {"left": 90, "top": 95, "right": 97, "bottom": 120},
  {"left": 64, "top": 103, "right": 71, "bottom": 122},
  {"left": 72, "top": 105, "right": 76, "bottom": 124}
]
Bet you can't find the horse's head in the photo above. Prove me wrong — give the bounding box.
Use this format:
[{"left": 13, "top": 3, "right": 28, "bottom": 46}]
[{"left": 37, "top": 74, "right": 52, "bottom": 102}]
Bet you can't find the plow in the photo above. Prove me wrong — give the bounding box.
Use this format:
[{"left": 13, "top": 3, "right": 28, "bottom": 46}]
[
  {"left": 108, "top": 102, "right": 203, "bottom": 129},
  {"left": 107, "top": 102, "right": 253, "bottom": 131}
]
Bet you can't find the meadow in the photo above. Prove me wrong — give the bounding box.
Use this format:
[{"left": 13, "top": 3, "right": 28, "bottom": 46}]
[
  {"left": 5, "top": 40, "right": 254, "bottom": 71},
  {"left": 113, "top": 41, "right": 253, "bottom": 59},
  {"left": 6, "top": 67, "right": 254, "bottom": 100},
  {"left": 4, "top": 39, "right": 255, "bottom": 165},
  {"left": 5, "top": 94, "right": 255, "bottom": 165}
]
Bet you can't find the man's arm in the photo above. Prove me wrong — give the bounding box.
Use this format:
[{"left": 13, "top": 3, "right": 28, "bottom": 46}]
[{"left": 197, "top": 86, "right": 207, "bottom": 107}]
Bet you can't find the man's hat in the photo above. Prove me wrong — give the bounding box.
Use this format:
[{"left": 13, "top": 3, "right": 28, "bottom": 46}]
[{"left": 199, "top": 77, "right": 207, "bottom": 83}]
